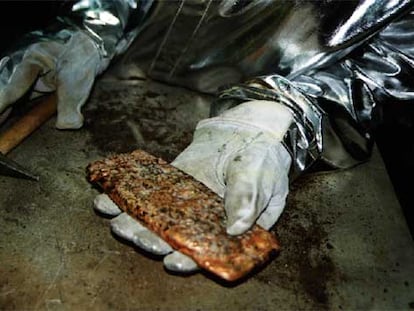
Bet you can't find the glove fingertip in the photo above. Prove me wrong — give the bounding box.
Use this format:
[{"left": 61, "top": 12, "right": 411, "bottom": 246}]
[
  {"left": 163, "top": 252, "right": 199, "bottom": 273},
  {"left": 93, "top": 193, "right": 122, "bottom": 216},
  {"left": 132, "top": 232, "right": 173, "bottom": 256},
  {"left": 224, "top": 194, "right": 257, "bottom": 236},
  {"left": 226, "top": 220, "right": 252, "bottom": 236},
  {"left": 55, "top": 112, "right": 84, "bottom": 129},
  {"left": 110, "top": 213, "right": 136, "bottom": 241}
]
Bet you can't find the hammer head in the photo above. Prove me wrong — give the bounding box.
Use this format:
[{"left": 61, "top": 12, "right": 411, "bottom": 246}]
[{"left": 0, "top": 152, "right": 39, "bottom": 181}]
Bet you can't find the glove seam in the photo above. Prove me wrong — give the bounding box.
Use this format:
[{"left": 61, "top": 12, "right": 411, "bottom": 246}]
[{"left": 197, "top": 118, "right": 288, "bottom": 142}]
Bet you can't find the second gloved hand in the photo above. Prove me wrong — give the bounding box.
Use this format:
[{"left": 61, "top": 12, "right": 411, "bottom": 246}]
[
  {"left": 0, "top": 30, "right": 103, "bottom": 129},
  {"left": 94, "top": 100, "right": 293, "bottom": 273}
]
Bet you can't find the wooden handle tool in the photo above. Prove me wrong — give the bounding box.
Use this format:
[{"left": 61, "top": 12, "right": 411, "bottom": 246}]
[
  {"left": 0, "top": 94, "right": 57, "bottom": 155},
  {"left": 0, "top": 94, "right": 57, "bottom": 181}
]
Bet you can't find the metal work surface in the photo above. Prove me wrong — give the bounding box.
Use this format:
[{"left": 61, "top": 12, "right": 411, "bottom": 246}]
[{"left": 0, "top": 76, "right": 413, "bottom": 310}]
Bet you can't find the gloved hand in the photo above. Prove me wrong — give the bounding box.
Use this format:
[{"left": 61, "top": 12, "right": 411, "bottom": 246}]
[
  {"left": 94, "top": 100, "right": 293, "bottom": 273},
  {"left": 0, "top": 30, "right": 103, "bottom": 129}
]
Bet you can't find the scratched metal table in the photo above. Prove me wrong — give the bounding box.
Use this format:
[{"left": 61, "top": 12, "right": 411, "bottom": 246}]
[{"left": 0, "top": 74, "right": 413, "bottom": 310}]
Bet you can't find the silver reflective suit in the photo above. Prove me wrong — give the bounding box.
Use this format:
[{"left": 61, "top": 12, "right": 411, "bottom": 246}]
[{"left": 3, "top": 0, "right": 414, "bottom": 175}]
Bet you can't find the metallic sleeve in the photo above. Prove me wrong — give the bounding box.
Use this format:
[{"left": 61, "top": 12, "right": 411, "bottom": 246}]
[
  {"left": 60, "top": 0, "right": 153, "bottom": 67},
  {"left": 213, "top": 9, "right": 414, "bottom": 177}
]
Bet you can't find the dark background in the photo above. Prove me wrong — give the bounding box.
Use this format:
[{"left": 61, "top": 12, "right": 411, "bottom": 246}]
[
  {"left": 0, "top": 2, "right": 68, "bottom": 55},
  {"left": 375, "top": 103, "right": 414, "bottom": 238},
  {"left": 0, "top": 1, "right": 412, "bottom": 238}
]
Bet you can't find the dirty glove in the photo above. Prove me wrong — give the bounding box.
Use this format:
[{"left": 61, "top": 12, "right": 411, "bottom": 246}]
[
  {"left": 94, "top": 100, "right": 293, "bottom": 273},
  {"left": 0, "top": 30, "right": 103, "bottom": 129}
]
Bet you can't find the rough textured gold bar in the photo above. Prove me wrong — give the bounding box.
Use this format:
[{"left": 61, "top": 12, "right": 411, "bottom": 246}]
[{"left": 87, "top": 150, "right": 280, "bottom": 281}]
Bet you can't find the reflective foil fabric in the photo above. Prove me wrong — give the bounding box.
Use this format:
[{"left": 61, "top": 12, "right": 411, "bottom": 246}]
[{"left": 3, "top": 0, "right": 414, "bottom": 175}]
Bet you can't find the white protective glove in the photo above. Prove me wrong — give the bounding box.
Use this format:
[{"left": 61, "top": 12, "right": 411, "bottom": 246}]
[
  {"left": 0, "top": 30, "right": 102, "bottom": 129},
  {"left": 94, "top": 100, "right": 293, "bottom": 273}
]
